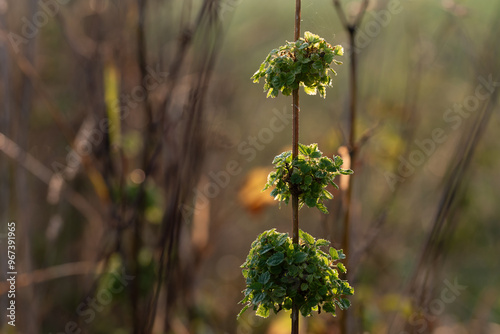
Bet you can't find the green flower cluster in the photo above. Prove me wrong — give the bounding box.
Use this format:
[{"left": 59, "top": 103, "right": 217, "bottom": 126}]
[
  {"left": 238, "top": 229, "right": 353, "bottom": 319},
  {"left": 251, "top": 31, "right": 343, "bottom": 98},
  {"left": 263, "top": 143, "right": 353, "bottom": 214}
]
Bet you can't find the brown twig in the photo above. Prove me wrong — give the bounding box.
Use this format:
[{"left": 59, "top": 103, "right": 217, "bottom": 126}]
[
  {"left": 0, "top": 261, "right": 96, "bottom": 295},
  {"left": 331, "top": 1, "right": 369, "bottom": 333}
]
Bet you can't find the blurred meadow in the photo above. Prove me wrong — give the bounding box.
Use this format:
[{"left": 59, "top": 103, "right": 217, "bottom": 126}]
[{"left": 0, "top": 0, "right": 499, "bottom": 333}]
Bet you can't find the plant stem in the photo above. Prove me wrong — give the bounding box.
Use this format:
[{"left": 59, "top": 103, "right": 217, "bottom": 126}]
[
  {"left": 340, "top": 24, "right": 359, "bottom": 334},
  {"left": 291, "top": 1, "right": 301, "bottom": 333},
  {"left": 292, "top": 85, "right": 300, "bottom": 246},
  {"left": 292, "top": 0, "right": 301, "bottom": 334},
  {"left": 342, "top": 27, "right": 357, "bottom": 274}
]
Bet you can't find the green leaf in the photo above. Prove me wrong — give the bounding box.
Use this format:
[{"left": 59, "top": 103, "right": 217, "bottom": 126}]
[
  {"left": 337, "top": 262, "right": 347, "bottom": 273},
  {"left": 305, "top": 195, "right": 317, "bottom": 208},
  {"left": 258, "top": 272, "right": 271, "bottom": 285},
  {"left": 298, "top": 143, "right": 309, "bottom": 156},
  {"left": 291, "top": 173, "right": 302, "bottom": 184},
  {"left": 252, "top": 292, "right": 265, "bottom": 305},
  {"left": 293, "top": 252, "right": 308, "bottom": 264},
  {"left": 285, "top": 72, "right": 295, "bottom": 86},
  {"left": 256, "top": 304, "right": 270, "bottom": 318},
  {"left": 324, "top": 53, "right": 334, "bottom": 63},
  {"left": 259, "top": 244, "right": 274, "bottom": 255},
  {"left": 334, "top": 156, "right": 343, "bottom": 167},
  {"left": 337, "top": 249, "right": 346, "bottom": 260},
  {"left": 316, "top": 239, "right": 330, "bottom": 247},
  {"left": 304, "top": 175, "right": 313, "bottom": 185},
  {"left": 249, "top": 281, "right": 263, "bottom": 290},
  {"left": 237, "top": 304, "right": 250, "bottom": 319},
  {"left": 299, "top": 163, "right": 312, "bottom": 173},
  {"left": 269, "top": 265, "right": 282, "bottom": 275},
  {"left": 340, "top": 169, "right": 354, "bottom": 175},
  {"left": 334, "top": 45, "right": 344, "bottom": 56},
  {"left": 316, "top": 203, "right": 328, "bottom": 214},
  {"left": 288, "top": 264, "right": 300, "bottom": 277},
  {"left": 310, "top": 150, "right": 322, "bottom": 159},
  {"left": 274, "top": 233, "right": 288, "bottom": 247},
  {"left": 312, "top": 61, "right": 323, "bottom": 71},
  {"left": 338, "top": 298, "right": 351, "bottom": 310},
  {"left": 329, "top": 247, "right": 339, "bottom": 260},
  {"left": 322, "top": 189, "right": 333, "bottom": 200},
  {"left": 266, "top": 252, "right": 284, "bottom": 266},
  {"left": 301, "top": 283, "right": 309, "bottom": 291},
  {"left": 300, "top": 230, "right": 315, "bottom": 245},
  {"left": 323, "top": 302, "right": 336, "bottom": 315},
  {"left": 303, "top": 85, "right": 317, "bottom": 95}
]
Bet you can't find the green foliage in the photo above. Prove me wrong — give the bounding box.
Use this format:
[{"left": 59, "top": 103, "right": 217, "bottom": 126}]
[
  {"left": 263, "top": 143, "right": 353, "bottom": 213},
  {"left": 251, "top": 31, "right": 343, "bottom": 98},
  {"left": 238, "top": 229, "right": 354, "bottom": 319}
]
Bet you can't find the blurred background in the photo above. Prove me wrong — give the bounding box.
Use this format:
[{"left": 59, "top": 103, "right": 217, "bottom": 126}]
[{"left": 0, "top": 0, "right": 499, "bottom": 333}]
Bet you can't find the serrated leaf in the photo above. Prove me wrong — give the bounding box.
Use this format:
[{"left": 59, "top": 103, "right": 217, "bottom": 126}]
[
  {"left": 252, "top": 292, "right": 265, "bottom": 305},
  {"left": 285, "top": 72, "right": 295, "bottom": 86},
  {"left": 303, "top": 85, "right": 317, "bottom": 95},
  {"left": 316, "top": 203, "right": 328, "bottom": 214},
  {"left": 266, "top": 252, "right": 284, "bottom": 266},
  {"left": 300, "top": 230, "right": 315, "bottom": 245},
  {"left": 337, "top": 262, "right": 346, "bottom": 273},
  {"left": 298, "top": 143, "right": 309, "bottom": 155},
  {"left": 256, "top": 304, "right": 270, "bottom": 318},
  {"left": 288, "top": 264, "right": 300, "bottom": 276},
  {"left": 312, "top": 61, "right": 323, "bottom": 71},
  {"left": 259, "top": 244, "right": 274, "bottom": 255},
  {"left": 274, "top": 233, "right": 288, "bottom": 247},
  {"left": 316, "top": 239, "right": 330, "bottom": 247},
  {"left": 322, "top": 189, "right": 333, "bottom": 200},
  {"left": 293, "top": 251, "right": 308, "bottom": 264},
  {"left": 334, "top": 156, "right": 343, "bottom": 167},
  {"left": 258, "top": 272, "right": 270, "bottom": 285},
  {"left": 324, "top": 53, "right": 334, "bottom": 63},
  {"left": 310, "top": 151, "right": 322, "bottom": 159},
  {"left": 341, "top": 298, "right": 351, "bottom": 308},
  {"left": 329, "top": 247, "right": 339, "bottom": 260},
  {"left": 249, "top": 281, "right": 263, "bottom": 290},
  {"left": 323, "top": 302, "right": 336, "bottom": 315},
  {"left": 301, "top": 283, "right": 308, "bottom": 291}
]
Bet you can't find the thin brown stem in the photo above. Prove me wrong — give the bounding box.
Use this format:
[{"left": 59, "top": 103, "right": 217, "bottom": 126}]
[
  {"left": 291, "top": 1, "right": 301, "bottom": 333},
  {"left": 332, "top": 2, "right": 369, "bottom": 333},
  {"left": 340, "top": 27, "right": 357, "bottom": 334},
  {"left": 292, "top": 88, "right": 300, "bottom": 245}
]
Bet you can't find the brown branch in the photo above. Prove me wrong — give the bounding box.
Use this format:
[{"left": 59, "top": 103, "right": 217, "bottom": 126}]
[
  {"left": 0, "top": 131, "right": 103, "bottom": 227},
  {"left": 331, "top": 1, "right": 370, "bottom": 333},
  {"left": 0, "top": 29, "right": 75, "bottom": 143},
  {"left": 354, "top": 0, "right": 370, "bottom": 27},
  {"left": 332, "top": 0, "right": 349, "bottom": 30},
  {"left": 0, "top": 261, "right": 96, "bottom": 295}
]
